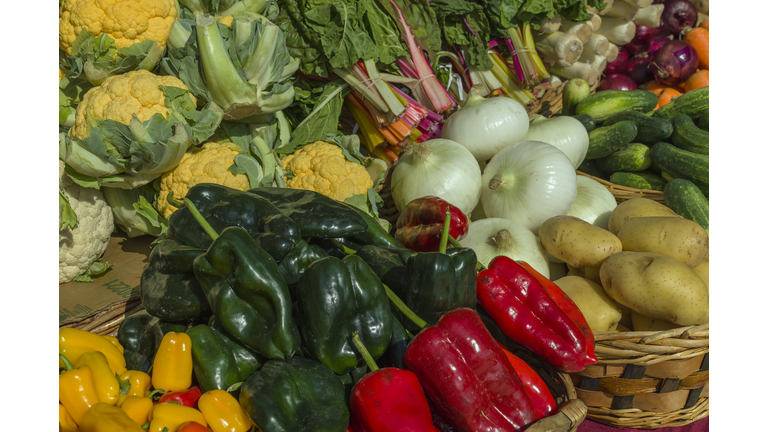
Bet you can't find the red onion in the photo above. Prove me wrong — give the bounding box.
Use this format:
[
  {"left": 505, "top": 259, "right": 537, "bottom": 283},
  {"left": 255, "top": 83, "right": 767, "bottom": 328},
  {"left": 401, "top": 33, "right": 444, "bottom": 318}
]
[
  {"left": 661, "top": 0, "right": 698, "bottom": 35},
  {"left": 651, "top": 40, "right": 699, "bottom": 85},
  {"left": 599, "top": 74, "right": 638, "bottom": 92},
  {"left": 627, "top": 57, "right": 655, "bottom": 86},
  {"left": 604, "top": 48, "right": 629, "bottom": 75},
  {"left": 624, "top": 25, "right": 657, "bottom": 56},
  {"left": 648, "top": 35, "right": 672, "bottom": 57}
]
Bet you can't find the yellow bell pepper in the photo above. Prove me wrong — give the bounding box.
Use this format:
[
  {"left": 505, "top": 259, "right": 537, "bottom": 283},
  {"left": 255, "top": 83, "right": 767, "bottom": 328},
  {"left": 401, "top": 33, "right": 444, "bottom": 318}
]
[
  {"left": 120, "top": 393, "right": 157, "bottom": 425},
  {"left": 198, "top": 389, "right": 252, "bottom": 432},
  {"left": 60, "top": 328, "right": 127, "bottom": 375},
  {"left": 151, "top": 332, "right": 193, "bottom": 392},
  {"left": 79, "top": 402, "right": 145, "bottom": 432},
  {"left": 74, "top": 352, "right": 120, "bottom": 405},
  {"left": 59, "top": 404, "right": 80, "bottom": 432},
  {"left": 59, "top": 355, "right": 101, "bottom": 425},
  {"left": 120, "top": 370, "right": 152, "bottom": 397},
  {"left": 102, "top": 335, "right": 124, "bottom": 354},
  {"left": 148, "top": 403, "right": 208, "bottom": 432}
]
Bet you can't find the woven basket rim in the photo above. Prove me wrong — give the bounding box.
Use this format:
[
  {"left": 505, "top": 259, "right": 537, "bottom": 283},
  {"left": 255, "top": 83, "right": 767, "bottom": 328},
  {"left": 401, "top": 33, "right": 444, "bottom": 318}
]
[
  {"left": 576, "top": 171, "right": 665, "bottom": 202},
  {"left": 591, "top": 323, "right": 709, "bottom": 366}
]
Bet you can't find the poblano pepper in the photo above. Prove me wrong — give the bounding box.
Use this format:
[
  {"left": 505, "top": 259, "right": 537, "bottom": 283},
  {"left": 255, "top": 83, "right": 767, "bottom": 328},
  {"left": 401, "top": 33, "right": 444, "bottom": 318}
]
[
  {"left": 356, "top": 245, "right": 413, "bottom": 291},
  {"left": 166, "top": 184, "right": 301, "bottom": 261},
  {"left": 295, "top": 255, "right": 392, "bottom": 375},
  {"left": 277, "top": 239, "right": 328, "bottom": 297},
  {"left": 239, "top": 357, "right": 350, "bottom": 432},
  {"left": 347, "top": 206, "right": 405, "bottom": 249},
  {"left": 140, "top": 238, "right": 211, "bottom": 321},
  {"left": 116, "top": 311, "right": 188, "bottom": 372}
]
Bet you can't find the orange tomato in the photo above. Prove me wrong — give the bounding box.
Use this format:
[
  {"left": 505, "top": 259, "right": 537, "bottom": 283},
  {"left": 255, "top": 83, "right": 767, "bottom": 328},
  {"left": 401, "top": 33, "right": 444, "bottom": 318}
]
[
  {"left": 700, "top": 19, "right": 709, "bottom": 31},
  {"left": 684, "top": 70, "right": 709, "bottom": 92},
  {"left": 684, "top": 27, "right": 709, "bottom": 70},
  {"left": 655, "top": 87, "right": 682, "bottom": 110}
]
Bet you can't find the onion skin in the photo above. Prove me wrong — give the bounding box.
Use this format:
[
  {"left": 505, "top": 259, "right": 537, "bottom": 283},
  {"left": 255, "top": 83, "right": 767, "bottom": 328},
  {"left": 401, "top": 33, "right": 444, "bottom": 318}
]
[
  {"left": 648, "top": 35, "right": 672, "bottom": 57},
  {"left": 661, "top": 0, "right": 698, "bottom": 35},
  {"left": 627, "top": 57, "right": 655, "bottom": 86},
  {"left": 604, "top": 48, "right": 628, "bottom": 75},
  {"left": 651, "top": 40, "right": 699, "bottom": 85},
  {"left": 599, "top": 73, "right": 638, "bottom": 91},
  {"left": 624, "top": 25, "right": 657, "bottom": 56}
]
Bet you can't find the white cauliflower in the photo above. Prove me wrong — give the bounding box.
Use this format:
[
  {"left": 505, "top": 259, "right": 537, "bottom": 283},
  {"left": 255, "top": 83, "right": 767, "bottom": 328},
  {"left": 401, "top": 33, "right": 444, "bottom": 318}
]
[{"left": 60, "top": 160, "right": 115, "bottom": 283}]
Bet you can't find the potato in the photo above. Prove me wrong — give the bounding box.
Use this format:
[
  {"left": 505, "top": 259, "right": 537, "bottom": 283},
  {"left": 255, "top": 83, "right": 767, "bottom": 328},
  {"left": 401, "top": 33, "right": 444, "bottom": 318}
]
[
  {"left": 566, "top": 264, "right": 586, "bottom": 278},
  {"left": 631, "top": 311, "right": 680, "bottom": 332},
  {"left": 548, "top": 260, "right": 569, "bottom": 281},
  {"left": 599, "top": 252, "right": 709, "bottom": 325},
  {"left": 617, "top": 303, "right": 634, "bottom": 330},
  {"left": 692, "top": 258, "right": 709, "bottom": 293},
  {"left": 617, "top": 217, "right": 709, "bottom": 268},
  {"left": 607, "top": 198, "right": 680, "bottom": 235},
  {"left": 615, "top": 324, "right": 632, "bottom": 333},
  {"left": 584, "top": 266, "right": 602, "bottom": 285},
  {"left": 540, "top": 216, "right": 622, "bottom": 268},
  {"left": 554, "top": 276, "right": 622, "bottom": 332}
]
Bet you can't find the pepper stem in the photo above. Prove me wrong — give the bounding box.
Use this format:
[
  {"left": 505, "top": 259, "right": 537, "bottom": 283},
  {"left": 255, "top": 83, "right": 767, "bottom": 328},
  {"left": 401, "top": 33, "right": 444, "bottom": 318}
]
[
  {"left": 146, "top": 389, "right": 165, "bottom": 401},
  {"left": 59, "top": 354, "right": 74, "bottom": 371},
  {"left": 351, "top": 331, "right": 379, "bottom": 372},
  {"left": 383, "top": 284, "right": 427, "bottom": 329},
  {"left": 166, "top": 191, "right": 184, "bottom": 208},
  {"left": 448, "top": 234, "right": 463, "bottom": 249},
  {"left": 439, "top": 207, "right": 450, "bottom": 254},
  {"left": 183, "top": 198, "right": 219, "bottom": 240}
]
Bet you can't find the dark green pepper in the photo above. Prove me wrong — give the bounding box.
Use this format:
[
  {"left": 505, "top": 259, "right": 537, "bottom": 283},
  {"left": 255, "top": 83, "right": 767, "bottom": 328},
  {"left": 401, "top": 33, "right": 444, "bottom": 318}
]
[
  {"left": 295, "top": 255, "right": 392, "bottom": 374},
  {"left": 140, "top": 238, "right": 211, "bottom": 321},
  {"left": 247, "top": 187, "right": 368, "bottom": 238},
  {"left": 377, "top": 309, "right": 411, "bottom": 370},
  {"left": 337, "top": 363, "right": 370, "bottom": 402},
  {"left": 187, "top": 322, "right": 265, "bottom": 393},
  {"left": 239, "top": 357, "right": 349, "bottom": 432},
  {"left": 116, "top": 311, "right": 188, "bottom": 372},
  {"left": 355, "top": 245, "right": 413, "bottom": 291},
  {"left": 346, "top": 206, "right": 404, "bottom": 248},
  {"left": 277, "top": 240, "right": 328, "bottom": 297},
  {"left": 193, "top": 226, "right": 300, "bottom": 359},
  {"left": 167, "top": 184, "right": 301, "bottom": 261}
]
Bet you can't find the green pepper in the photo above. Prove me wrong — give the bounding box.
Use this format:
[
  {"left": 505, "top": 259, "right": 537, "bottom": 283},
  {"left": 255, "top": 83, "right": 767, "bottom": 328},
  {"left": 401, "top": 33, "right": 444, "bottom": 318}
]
[
  {"left": 278, "top": 240, "right": 328, "bottom": 297},
  {"left": 193, "top": 226, "right": 301, "bottom": 360},
  {"left": 140, "top": 238, "right": 211, "bottom": 321},
  {"left": 248, "top": 187, "right": 368, "bottom": 238},
  {"left": 337, "top": 363, "right": 370, "bottom": 402},
  {"left": 239, "top": 357, "right": 349, "bottom": 432},
  {"left": 295, "top": 255, "right": 392, "bottom": 374},
  {"left": 378, "top": 309, "right": 411, "bottom": 370},
  {"left": 167, "top": 184, "right": 301, "bottom": 261},
  {"left": 116, "top": 311, "right": 188, "bottom": 372},
  {"left": 355, "top": 245, "right": 413, "bottom": 291},
  {"left": 187, "top": 322, "right": 265, "bottom": 393},
  {"left": 346, "top": 206, "right": 404, "bottom": 249}
]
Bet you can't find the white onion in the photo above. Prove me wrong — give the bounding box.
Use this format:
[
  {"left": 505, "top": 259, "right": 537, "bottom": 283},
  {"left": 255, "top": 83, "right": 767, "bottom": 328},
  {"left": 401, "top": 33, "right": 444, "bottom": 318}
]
[
  {"left": 567, "top": 175, "right": 617, "bottom": 230},
  {"left": 461, "top": 218, "right": 550, "bottom": 278},
  {"left": 524, "top": 114, "right": 590, "bottom": 168},
  {"left": 391, "top": 139, "right": 482, "bottom": 215},
  {"left": 441, "top": 91, "right": 529, "bottom": 164},
  {"left": 480, "top": 140, "right": 578, "bottom": 233}
]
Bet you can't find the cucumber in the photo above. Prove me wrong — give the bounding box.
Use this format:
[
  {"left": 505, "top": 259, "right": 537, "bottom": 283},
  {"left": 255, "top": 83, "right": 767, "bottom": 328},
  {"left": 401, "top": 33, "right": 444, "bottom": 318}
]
[
  {"left": 577, "top": 159, "right": 607, "bottom": 179},
  {"left": 698, "top": 109, "right": 709, "bottom": 130},
  {"left": 664, "top": 178, "right": 709, "bottom": 233},
  {"left": 602, "top": 110, "right": 673, "bottom": 145},
  {"left": 610, "top": 172, "right": 667, "bottom": 191},
  {"left": 651, "top": 142, "right": 709, "bottom": 186},
  {"left": 585, "top": 121, "right": 638, "bottom": 159},
  {"left": 653, "top": 86, "right": 709, "bottom": 120},
  {"left": 562, "top": 79, "right": 592, "bottom": 116},
  {"left": 571, "top": 113, "right": 596, "bottom": 132},
  {"left": 596, "top": 143, "right": 652, "bottom": 173},
  {"left": 575, "top": 90, "right": 658, "bottom": 122},
  {"left": 671, "top": 114, "right": 709, "bottom": 155}
]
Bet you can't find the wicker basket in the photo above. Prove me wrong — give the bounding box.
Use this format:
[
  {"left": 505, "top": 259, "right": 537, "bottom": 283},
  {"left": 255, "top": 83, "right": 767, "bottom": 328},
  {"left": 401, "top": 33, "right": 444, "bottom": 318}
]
[{"left": 59, "top": 300, "right": 143, "bottom": 336}]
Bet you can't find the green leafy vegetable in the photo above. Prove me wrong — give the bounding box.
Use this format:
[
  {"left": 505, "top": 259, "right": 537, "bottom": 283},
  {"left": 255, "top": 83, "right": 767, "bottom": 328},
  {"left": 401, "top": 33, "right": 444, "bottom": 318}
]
[{"left": 431, "top": 0, "right": 494, "bottom": 70}]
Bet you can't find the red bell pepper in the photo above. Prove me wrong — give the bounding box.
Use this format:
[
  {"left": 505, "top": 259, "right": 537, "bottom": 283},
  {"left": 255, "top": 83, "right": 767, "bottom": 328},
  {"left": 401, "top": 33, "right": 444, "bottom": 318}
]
[
  {"left": 349, "top": 332, "right": 439, "bottom": 432},
  {"left": 157, "top": 386, "right": 202, "bottom": 408},
  {"left": 499, "top": 344, "right": 557, "bottom": 419},
  {"left": 395, "top": 196, "right": 468, "bottom": 252},
  {"left": 402, "top": 308, "right": 538, "bottom": 432},
  {"left": 477, "top": 256, "right": 592, "bottom": 373},
  {"left": 517, "top": 261, "right": 598, "bottom": 365}
]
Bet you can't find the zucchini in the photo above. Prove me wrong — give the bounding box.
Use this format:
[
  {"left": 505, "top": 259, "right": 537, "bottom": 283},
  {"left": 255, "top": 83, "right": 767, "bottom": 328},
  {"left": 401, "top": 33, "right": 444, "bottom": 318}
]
[
  {"left": 575, "top": 90, "right": 658, "bottom": 122},
  {"left": 577, "top": 159, "right": 607, "bottom": 179},
  {"left": 585, "top": 121, "right": 638, "bottom": 159},
  {"left": 602, "top": 110, "right": 673, "bottom": 145},
  {"left": 651, "top": 142, "right": 709, "bottom": 186},
  {"left": 698, "top": 109, "right": 709, "bottom": 130},
  {"left": 562, "top": 79, "right": 592, "bottom": 116},
  {"left": 610, "top": 172, "right": 667, "bottom": 191},
  {"left": 571, "top": 113, "right": 596, "bottom": 132},
  {"left": 671, "top": 114, "right": 709, "bottom": 155},
  {"left": 664, "top": 178, "right": 709, "bottom": 233},
  {"left": 653, "top": 86, "right": 709, "bottom": 120},
  {"left": 596, "top": 143, "right": 652, "bottom": 173}
]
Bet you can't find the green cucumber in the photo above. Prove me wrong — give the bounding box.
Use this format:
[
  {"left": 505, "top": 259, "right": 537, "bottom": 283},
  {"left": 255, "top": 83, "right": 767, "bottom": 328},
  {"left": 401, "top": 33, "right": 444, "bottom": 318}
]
[
  {"left": 596, "top": 143, "right": 652, "bottom": 173},
  {"left": 585, "top": 121, "right": 638, "bottom": 159},
  {"left": 602, "top": 110, "right": 673, "bottom": 145},
  {"left": 651, "top": 142, "right": 709, "bottom": 186},
  {"left": 575, "top": 90, "right": 658, "bottom": 122},
  {"left": 663, "top": 178, "right": 709, "bottom": 233},
  {"left": 562, "top": 79, "right": 592, "bottom": 116},
  {"left": 671, "top": 114, "right": 709, "bottom": 155},
  {"left": 577, "top": 159, "right": 607, "bottom": 179},
  {"left": 609, "top": 172, "right": 667, "bottom": 191},
  {"left": 653, "top": 86, "right": 708, "bottom": 120},
  {"left": 571, "top": 113, "right": 596, "bottom": 132},
  {"left": 698, "top": 109, "right": 709, "bottom": 130}
]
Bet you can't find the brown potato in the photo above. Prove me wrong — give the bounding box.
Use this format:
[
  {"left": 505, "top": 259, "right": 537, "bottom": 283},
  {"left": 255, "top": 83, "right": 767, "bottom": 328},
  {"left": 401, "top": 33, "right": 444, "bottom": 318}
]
[
  {"left": 540, "top": 215, "right": 622, "bottom": 268},
  {"left": 554, "top": 276, "right": 622, "bottom": 332},
  {"left": 607, "top": 198, "right": 679, "bottom": 235},
  {"left": 692, "top": 258, "right": 709, "bottom": 293},
  {"left": 617, "top": 217, "right": 709, "bottom": 268},
  {"left": 617, "top": 303, "right": 634, "bottom": 330},
  {"left": 600, "top": 252, "right": 709, "bottom": 325},
  {"left": 631, "top": 311, "right": 680, "bottom": 332}
]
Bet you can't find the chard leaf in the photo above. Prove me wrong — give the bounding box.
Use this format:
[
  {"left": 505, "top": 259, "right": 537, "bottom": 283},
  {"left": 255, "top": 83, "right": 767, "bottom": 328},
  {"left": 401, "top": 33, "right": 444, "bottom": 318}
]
[
  {"left": 431, "top": 0, "right": 493, "bottom": 70},
  {"left": 300, "top": 0, "right": 378, "bottom": 69},
  {"left": 279, "top": 81, "right": 349, "bottom": 154},
  {"left": 375, "top": 0, "right": 443, "bottom": 62}
]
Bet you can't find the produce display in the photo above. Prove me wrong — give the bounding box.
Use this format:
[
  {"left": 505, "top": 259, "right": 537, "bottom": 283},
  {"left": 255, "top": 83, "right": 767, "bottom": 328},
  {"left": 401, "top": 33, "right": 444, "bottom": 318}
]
[{"left": 59, "top": 0, "right": 709, "bottom": 430}]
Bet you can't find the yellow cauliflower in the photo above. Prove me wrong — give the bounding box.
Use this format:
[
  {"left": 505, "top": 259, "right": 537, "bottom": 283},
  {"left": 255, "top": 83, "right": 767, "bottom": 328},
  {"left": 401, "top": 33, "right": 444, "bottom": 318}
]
[
  {"left": 59, "top": 0, "right": 177, "bottom": 55},
  {"left": 157, "top": 142, "right": 251, "bottom": 218},
  {"left": 281, "top": 141, "right": 373, "bottom": 202},
  {"left": 71, "top": 70, "right": 195, "bottom": 139}
]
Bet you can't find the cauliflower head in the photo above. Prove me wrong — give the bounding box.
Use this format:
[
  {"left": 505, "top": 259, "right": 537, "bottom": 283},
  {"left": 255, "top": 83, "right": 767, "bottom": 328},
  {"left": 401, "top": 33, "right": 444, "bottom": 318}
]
[
  {"left": 71, "top": 70, "right": 195, "bottom": 139},
  {"left": 157, "top": 142, "right": 251, "bottom": 218},
  {"left": 60, "top": 160, "right": 115, "bottom": 283},
  {"left": 281, "top": 141, "right": 373, "bottom": 202},
  {"left": 59, "top": 0, "right": 178, "bottom": 55}
]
